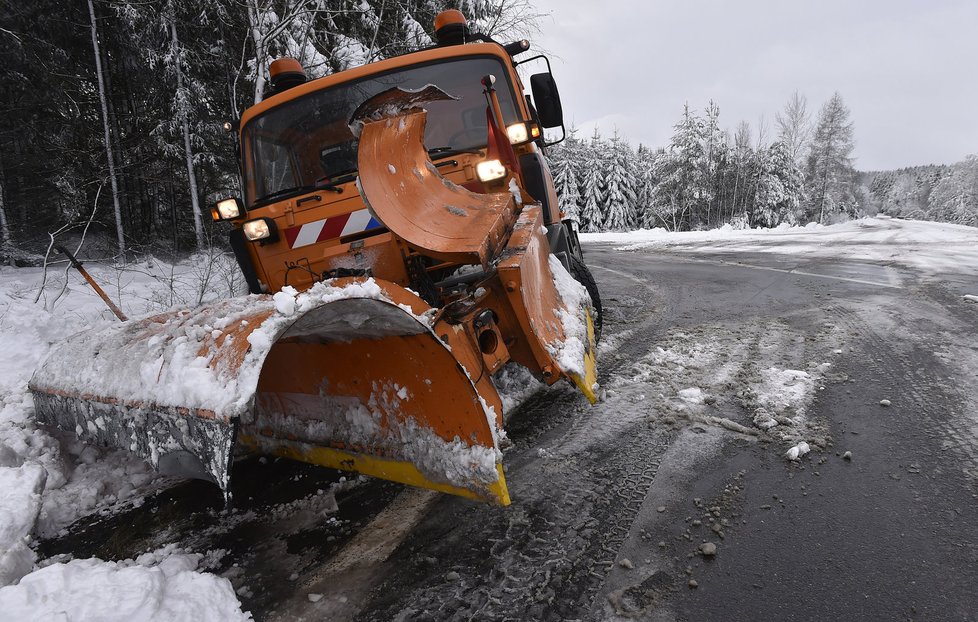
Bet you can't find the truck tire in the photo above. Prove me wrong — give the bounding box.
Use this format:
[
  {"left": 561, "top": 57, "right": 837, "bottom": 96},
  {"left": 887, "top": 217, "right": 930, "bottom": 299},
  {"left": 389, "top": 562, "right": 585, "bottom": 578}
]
[{"left": 569, "top": 255, "right": 602, "bottom": 343}]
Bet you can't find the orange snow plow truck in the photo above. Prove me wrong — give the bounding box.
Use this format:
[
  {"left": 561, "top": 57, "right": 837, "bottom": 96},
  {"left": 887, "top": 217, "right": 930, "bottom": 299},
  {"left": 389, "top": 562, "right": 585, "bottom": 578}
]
[{"left": 29, "top": 10, "right": 600, "bottom": 506}]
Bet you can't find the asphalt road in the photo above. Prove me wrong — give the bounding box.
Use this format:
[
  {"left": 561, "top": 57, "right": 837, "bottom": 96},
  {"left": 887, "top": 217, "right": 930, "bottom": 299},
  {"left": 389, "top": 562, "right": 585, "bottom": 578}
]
[{"left": 39, "top": 244, "right": 978, "bottom": 621}]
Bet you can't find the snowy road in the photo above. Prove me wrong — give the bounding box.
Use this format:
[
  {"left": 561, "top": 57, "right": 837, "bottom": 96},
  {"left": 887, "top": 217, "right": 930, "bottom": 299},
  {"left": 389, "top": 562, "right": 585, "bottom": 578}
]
[{"left": 34, "top": 219, "right": 978, "bottom": 621}]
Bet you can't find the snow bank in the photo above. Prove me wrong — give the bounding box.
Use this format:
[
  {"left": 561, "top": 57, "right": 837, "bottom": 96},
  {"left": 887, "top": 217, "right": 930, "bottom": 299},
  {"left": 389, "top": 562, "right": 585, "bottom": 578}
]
[
  {"left": 0, "top": 551, "right": 251, "bottom": 621},
  {"left": 0, "top": 258, "right": 253, "bottom": 581},
  {"left": 581, "top": 217, "right": 978, "bottom": 277},
  {"left": 0, "top": 465, "right": 45, "bottom": 585}
]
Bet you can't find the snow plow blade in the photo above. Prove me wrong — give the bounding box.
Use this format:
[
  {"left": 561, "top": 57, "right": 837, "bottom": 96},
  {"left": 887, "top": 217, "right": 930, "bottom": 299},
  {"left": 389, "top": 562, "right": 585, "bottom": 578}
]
[
  {"left": 354, "top": 86, "right": 513, "bottom": 267},
  {"left": 353, "top": 86, "right": 598, "bottom": 403},
  {"left": 29, "top": 278, "right": 510, "bottom": 505}
]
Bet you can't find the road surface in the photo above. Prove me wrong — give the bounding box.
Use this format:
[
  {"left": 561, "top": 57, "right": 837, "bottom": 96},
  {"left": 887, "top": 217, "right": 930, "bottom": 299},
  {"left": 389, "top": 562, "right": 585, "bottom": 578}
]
[{"left": 40, "top": 241, "right": 978, "bottom": 621}]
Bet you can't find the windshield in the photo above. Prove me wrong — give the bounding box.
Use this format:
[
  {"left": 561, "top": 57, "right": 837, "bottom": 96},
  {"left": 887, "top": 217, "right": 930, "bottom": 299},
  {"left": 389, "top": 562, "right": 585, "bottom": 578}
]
[{"left": 243, "top": 56, "right": 520, "bottom": 206}]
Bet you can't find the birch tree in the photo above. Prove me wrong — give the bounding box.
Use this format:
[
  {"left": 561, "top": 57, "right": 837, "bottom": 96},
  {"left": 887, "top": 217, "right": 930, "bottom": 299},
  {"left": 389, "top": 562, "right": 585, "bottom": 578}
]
[
  {"left": 168, "top": 3, "right": 205, "bottom": 248},
  {"left": 88, "top": 0, "right": 126, "bottom": 258}
]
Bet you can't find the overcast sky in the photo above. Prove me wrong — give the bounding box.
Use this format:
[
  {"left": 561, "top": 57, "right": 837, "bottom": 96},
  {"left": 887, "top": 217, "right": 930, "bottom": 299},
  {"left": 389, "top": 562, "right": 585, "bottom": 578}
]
[{"left": 525, "top": 0, "right": 978, "bottom": 170}]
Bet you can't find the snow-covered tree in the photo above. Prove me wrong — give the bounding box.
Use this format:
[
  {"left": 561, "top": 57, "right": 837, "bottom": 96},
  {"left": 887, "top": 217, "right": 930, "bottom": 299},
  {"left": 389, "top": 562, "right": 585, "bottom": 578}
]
[
  {"left": 634, "top": 145, "right": 659, "bottom": 229},
  {"left": 578, "top": 129, "right": 607, "bottom": 232},
  {"left": 602, "top": 129, "right": 637, "bottom": 231},
  {"left": 550, "top": 128, "right": 584, "bottom": 221},
  {"left": 752, "top": 141, "right": 803, "bottom": 227},
  {"left": 929, "top": 155, "right": 978, "bottom": 226},
  {"left": 651, "top": 105, "right": 709, "bottom": 231}
]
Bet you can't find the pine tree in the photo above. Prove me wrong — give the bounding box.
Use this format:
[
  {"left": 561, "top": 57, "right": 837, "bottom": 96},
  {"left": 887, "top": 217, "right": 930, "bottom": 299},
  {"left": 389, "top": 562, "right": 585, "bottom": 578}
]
[
  {"left": 752, "top": 141, "right": 803, "bottom": 227},
  {"left": 650, "top": 105, "right": 708, "bottom": 231},
  {"left": 701, "top": 101, "right": 724, "bottom": 228},
  {"left": 550, "top": 130, "right": 583, "bottom": 222},
  {"left": 603, "top": 129, "right": 637, "bottom": 231},
  {"left": 578, "top": 129, "right": 607, "bottom": 232},
  {"left": 634, "top": 145, "right": 659, "bottom": 229}
]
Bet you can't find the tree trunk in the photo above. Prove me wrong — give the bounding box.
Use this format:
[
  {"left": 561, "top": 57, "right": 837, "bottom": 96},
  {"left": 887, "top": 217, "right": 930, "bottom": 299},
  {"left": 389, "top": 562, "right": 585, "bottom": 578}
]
[
  {"left": 249, "top": 1, "right": 266, "bottom": 105},
  {"left": 170, "top": 15, "right": 205, "bottom": 249},
  {"left": 0, "top": 171, "right": 10, "bottom": 245},
  {"left": 87, "top": 0, "right": 126, "bottom": 260}
]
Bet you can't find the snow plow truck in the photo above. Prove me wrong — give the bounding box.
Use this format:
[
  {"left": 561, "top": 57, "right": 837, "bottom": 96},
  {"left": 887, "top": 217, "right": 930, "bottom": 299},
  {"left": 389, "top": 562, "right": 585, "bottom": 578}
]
[{"left": 29, "top": 10, "right": 600, "bottom": 506}]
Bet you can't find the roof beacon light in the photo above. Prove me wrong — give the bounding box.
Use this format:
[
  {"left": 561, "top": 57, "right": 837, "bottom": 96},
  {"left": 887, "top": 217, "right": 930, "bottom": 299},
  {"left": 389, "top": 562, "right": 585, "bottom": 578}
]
[
  {"left": 269, "top": 57, "right": 306, "bottom": 93},
  {"left": 434, "top": 9, "right": 469, "bottom": 46}
]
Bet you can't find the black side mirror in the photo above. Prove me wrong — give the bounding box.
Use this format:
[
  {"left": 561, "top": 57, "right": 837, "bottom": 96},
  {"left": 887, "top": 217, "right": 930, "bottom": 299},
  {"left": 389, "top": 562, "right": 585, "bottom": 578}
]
[{"left": 530, "top": 73, "right": 563, "bottom": 128}]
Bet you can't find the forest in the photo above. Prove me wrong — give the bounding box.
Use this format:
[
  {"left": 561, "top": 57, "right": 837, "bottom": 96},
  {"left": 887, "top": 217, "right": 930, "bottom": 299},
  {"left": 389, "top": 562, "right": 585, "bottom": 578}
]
[
  {"left": 0, "top": 0, "right": 536, "bottom": 261},
  {"left": 1, "top": 0, "right": 975, "bottom": 265},
  {"left": 549, "top": 95, "right": 978, "bottom": 233}
]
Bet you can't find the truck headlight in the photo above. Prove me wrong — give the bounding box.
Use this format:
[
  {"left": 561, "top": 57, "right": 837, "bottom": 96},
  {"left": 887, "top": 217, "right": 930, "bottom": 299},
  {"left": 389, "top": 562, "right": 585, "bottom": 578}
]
[
  {"left": 242, "top": 217, "right": 278, "bottom": 243},
  {"left": 212, "top": 197, "right": 243, "bottom": 221},
  {"left": 506, "top": 122, "right": 541, "bottom": 145},
  {"left": 476, "top": 159, "right": 507, "bottom": 182}
]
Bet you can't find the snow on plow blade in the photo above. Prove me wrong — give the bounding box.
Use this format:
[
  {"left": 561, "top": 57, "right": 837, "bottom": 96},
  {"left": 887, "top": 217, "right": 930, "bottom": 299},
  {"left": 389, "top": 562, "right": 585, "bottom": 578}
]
[{"left": 29, "top": 278, "right": 510, "bottom": 505}]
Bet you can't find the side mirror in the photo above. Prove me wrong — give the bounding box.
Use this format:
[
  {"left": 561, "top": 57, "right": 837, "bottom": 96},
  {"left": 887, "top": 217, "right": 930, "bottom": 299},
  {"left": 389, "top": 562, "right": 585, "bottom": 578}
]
[{"left": 530, "top": 73, "right": 563, "bottom": 129}]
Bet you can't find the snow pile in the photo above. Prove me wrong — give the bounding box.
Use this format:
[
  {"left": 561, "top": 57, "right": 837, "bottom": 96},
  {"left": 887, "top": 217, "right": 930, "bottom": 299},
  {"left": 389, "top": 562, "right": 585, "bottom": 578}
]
[
  {"left": 0, "top": 258, "right": 252, "bottom": 584},
  {"left": 0, "top": 548, "right": 251, "bottom": 621},
  {"left": 582, "top": 217, "right": 978, "bottom": 278},
  {"left": 491, "top": 363, "right": 545, "bottom": 417},
  {"left": 749, "top": 367, "right": 814, "bottom": 430},
  {"left": 0, "top": 465, "right": 45, "bottom": 585}
]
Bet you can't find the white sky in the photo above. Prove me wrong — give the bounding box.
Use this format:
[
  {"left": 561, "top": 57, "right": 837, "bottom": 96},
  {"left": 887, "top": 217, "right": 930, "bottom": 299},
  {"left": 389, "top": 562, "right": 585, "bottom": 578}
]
[{"left": 526, "top": 0, "right": 978, "bottom": 170}]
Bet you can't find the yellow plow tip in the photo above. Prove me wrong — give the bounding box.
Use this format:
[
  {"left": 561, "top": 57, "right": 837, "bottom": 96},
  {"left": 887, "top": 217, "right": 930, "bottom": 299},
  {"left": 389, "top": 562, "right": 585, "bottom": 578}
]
[
  {"left": 240, "top": 435, "right": 511, "bottom": 505},
  {"left": 569, "top": 308, "right": 599, "bottom": 405}
]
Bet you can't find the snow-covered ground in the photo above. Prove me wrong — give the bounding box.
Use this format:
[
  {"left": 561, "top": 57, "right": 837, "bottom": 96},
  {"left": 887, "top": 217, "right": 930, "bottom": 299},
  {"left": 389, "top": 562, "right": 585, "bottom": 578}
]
[
  {"left": 0, "top": 252, "right": 254, "bottom": 619},
  {"left": 2, "top": 216, "right": 977, "bottom": 618},
  {"left": 581, "top": 216, "right": 978, "bottom": 278}
]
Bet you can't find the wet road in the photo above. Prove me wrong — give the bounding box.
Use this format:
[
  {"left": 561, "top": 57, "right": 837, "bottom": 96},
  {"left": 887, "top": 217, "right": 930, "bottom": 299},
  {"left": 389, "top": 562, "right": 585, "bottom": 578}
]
[{"left": 40, "top": 243, "right": 978, "bottom": 621}]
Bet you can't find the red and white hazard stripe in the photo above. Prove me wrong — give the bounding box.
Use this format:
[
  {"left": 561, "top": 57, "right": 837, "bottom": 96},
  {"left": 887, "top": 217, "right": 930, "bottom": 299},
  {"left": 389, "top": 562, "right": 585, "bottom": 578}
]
[{"left": 284, "top": 209, "right": 382, "bottom": 249}]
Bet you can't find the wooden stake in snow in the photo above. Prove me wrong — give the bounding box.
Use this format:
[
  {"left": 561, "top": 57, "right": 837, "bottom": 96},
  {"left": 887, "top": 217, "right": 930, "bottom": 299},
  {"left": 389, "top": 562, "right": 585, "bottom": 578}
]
[{"left": 55, "top": 245, "right": 128, "bottom": 322}]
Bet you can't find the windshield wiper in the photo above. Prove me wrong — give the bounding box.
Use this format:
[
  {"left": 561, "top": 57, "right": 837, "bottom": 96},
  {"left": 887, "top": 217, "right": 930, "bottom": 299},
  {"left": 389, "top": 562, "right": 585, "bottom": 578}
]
[{"left": 254, "top": 185, "right": 317, "bottom": 206}]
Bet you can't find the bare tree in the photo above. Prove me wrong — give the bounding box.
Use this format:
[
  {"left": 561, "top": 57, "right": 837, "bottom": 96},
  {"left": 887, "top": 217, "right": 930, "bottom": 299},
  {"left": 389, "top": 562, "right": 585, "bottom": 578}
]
[
  {"left": 806, "top": 92, "right": 856, "bottom": 223},
  {"left": 776, "top": 91, "right": 812, "bottom": 165}
]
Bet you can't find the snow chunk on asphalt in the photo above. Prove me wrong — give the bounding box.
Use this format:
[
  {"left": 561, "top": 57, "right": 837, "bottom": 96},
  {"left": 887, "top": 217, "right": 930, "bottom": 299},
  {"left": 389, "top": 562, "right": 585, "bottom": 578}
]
[
  {"left": 678, "top": 387, "right": 705, "bottom": 404},
  {"left": 756, "top": 368, "right": 812, "bottom": 416},
  {"left": 0, "top": 552, "right": 252, "bottom": 621},
  {"left": 785, "top": 441, "right": 811, "bottom": 461}
]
